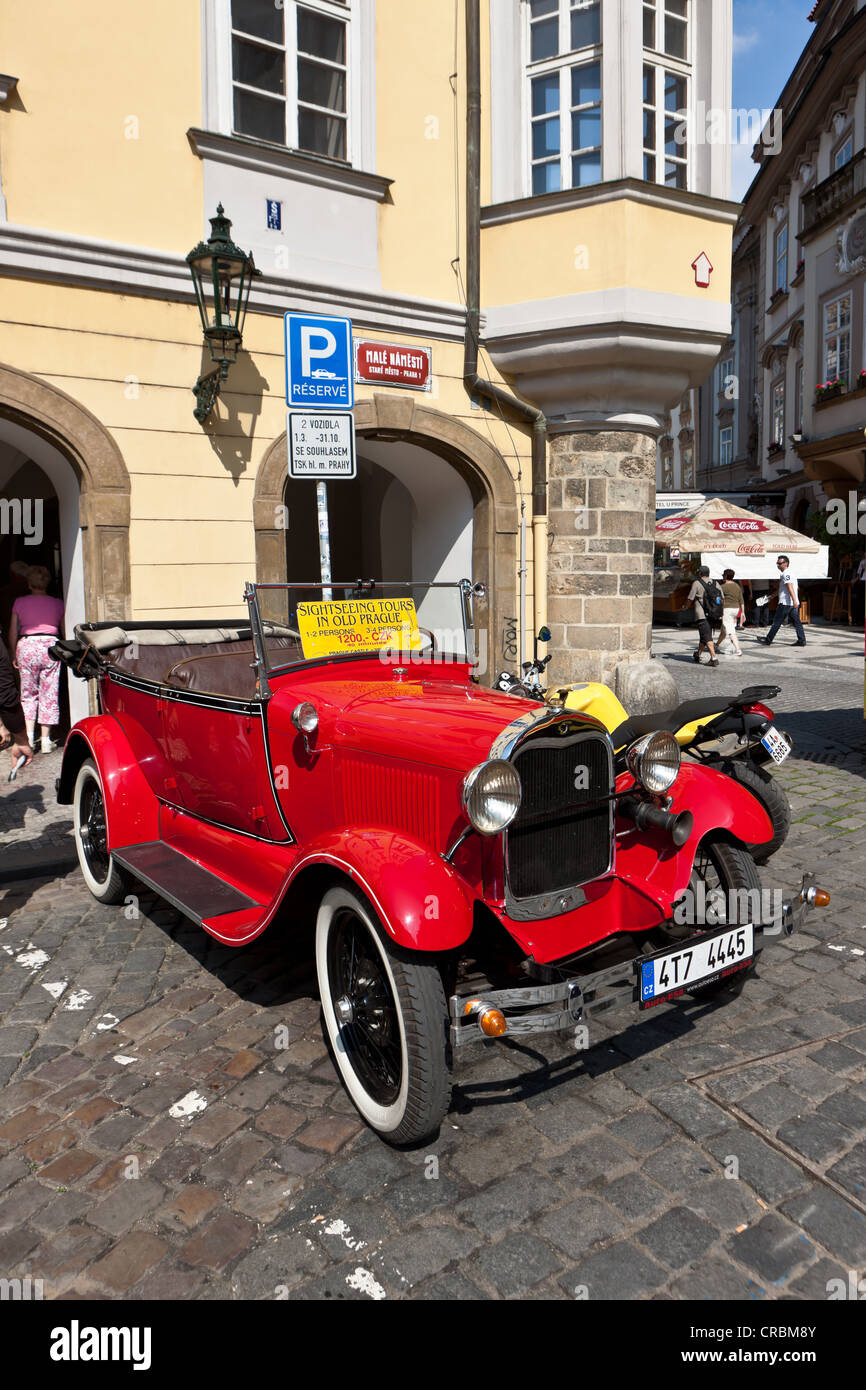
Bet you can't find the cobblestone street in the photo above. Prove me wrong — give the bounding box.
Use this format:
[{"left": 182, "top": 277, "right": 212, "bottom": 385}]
[{"left": 0, "top": 623, "right": 864, "bottom": 1301}]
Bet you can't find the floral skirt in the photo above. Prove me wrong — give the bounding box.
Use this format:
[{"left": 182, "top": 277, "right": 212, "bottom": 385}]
[{"left": 17, "top": 634, "right": 61, "bottom": 724}]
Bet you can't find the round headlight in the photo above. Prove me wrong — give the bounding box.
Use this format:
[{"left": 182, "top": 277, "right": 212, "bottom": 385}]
[
  {"left": 626, "top": 731, "right": 680, "bottom": 794},
  {"left": 291, "top": 702, "right": 319, "bottom": 735},
  {"left": 462, "top": 759, "right": 521, "bottom": 835}
]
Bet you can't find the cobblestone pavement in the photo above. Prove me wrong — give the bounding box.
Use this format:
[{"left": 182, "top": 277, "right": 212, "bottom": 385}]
[{"left": 0, "top": 625, "right": 864, "bottom": 1301}]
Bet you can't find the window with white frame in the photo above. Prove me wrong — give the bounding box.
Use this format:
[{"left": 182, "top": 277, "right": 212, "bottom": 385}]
[
  {"left": 719, "top": 426, "right": 732, "bottom": 467},
  {"left": 526, "top": 1, "right": 602, "bottom": 195},
  {"left": 642, "top": 0, "right": 689, "bottom": 59},
  {"left": 771, "top": 381, "right": 785, "bottom": 445},
  {"left": 774, "top": 223, "right": 788, "bottom": 293},
  {"left": 833, "top": 131, "right": 853, "bottom": 170},
  {"left": 823, "top": 293, "right": 851, "bottom": 383},
  {"left": 718, "top": 354, "right": 734, "bottom": 396},
  {"left": 230, "top": 0, "right": 350, "bottom": 160},
  {"left": 642, "top": 65, "right": 688, "bottom": 188}
]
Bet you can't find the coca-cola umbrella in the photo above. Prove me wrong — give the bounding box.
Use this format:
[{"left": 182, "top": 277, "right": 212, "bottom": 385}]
[{"left": 655, "top": 497, "right": 827, "bottom": 578}]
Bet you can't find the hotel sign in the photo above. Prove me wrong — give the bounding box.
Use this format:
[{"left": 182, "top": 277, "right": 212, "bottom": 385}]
[{"left": 354, "top": 340, "right": 432, "bottom": 391}]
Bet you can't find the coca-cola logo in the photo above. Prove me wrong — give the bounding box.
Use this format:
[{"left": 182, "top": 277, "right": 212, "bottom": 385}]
[
  {"left": 657, "top": 517, "right": 689, "bottom": 530},
  {"left": 710, "top": 518, "right": 768, "bottom": 532},
  {"left": 736, "top": 542, "right": 765, "bottom": 555}
]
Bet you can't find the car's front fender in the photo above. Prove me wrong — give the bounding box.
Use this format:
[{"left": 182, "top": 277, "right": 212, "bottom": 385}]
[
  {"left": 287, "top": 829, "right": 475, "bottom": 952},
  {"left": 58, "top": 718, "right": 160, "bottom": 850}
]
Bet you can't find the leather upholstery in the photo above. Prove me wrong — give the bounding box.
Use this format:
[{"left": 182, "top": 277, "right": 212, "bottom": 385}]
[{"left": 103, "top": 637, "right": 301, "bottom": 697}]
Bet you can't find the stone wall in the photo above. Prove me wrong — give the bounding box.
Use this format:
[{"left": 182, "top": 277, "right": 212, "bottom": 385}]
[{"left": 547, "top": 430, "right": 657, "bottom": 685}]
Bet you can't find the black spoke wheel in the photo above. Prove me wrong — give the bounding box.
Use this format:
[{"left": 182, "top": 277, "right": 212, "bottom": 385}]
[
  {"left": 316, "top": 884, "right": 451, "bottom": 1145},
  {"left": 327, "top": 907, "right": 403, "bottom": 1106},
  {"left": 73, "top": 759, "right": 129, "bottom": 905}
]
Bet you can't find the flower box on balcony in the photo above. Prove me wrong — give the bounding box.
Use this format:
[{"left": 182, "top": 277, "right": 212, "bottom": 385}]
[
  {"left": 767, "top": 441, "right": 785, "bottom": 457},
  {"left": 768, "top": 287, "right": 788, "bottom": 310},
  {"left": 815, "top": 378, "right": 846, "bottom": 404},
  {"left": 790, "top": 259, "right": 805, "bottom": 286}
]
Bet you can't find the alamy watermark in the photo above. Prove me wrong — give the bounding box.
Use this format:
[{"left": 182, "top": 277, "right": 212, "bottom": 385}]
[{"left": 0, "top": 497, "right": 43, "bottom": 546}]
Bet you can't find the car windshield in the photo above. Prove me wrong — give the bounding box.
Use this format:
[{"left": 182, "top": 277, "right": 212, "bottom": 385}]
[{"left": 248, "top": 579, "right": 485, "bottom": 674}]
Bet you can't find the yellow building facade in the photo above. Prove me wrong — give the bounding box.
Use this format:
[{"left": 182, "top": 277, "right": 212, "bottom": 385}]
[{"left": 0, "top": 0, "right": 737, "bottom": 720}]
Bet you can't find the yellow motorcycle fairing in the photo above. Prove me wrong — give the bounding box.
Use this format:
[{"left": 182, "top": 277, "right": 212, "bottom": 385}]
[{"left": 553, "top": 683, "right": 705, "bottom": 751}]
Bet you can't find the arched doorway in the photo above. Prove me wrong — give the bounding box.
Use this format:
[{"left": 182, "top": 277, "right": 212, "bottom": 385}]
[
  {"left": 0, "top": 364, "right": 131, "bottom": 722},
  {"left": 253, "top": 393, "right": 521, "bottom": 682}
]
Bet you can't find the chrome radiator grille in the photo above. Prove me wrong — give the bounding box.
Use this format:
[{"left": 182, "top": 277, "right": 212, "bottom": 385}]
[{"left": 505, "top": 732, "right": 614, "bottom": 917}]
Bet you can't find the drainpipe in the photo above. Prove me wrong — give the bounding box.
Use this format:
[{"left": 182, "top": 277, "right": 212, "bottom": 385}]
[{"left": 463, "top": 0, "right": 548, "bottom": 671}]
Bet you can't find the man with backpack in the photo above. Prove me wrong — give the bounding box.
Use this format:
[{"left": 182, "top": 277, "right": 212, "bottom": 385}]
[{"left": 683, "top": 564, "right": 722, "bottom": 666}]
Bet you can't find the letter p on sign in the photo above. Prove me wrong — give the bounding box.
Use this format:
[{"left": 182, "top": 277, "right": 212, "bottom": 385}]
[{"left": 301, "top": 326, "right": 337, "bottom": 377}]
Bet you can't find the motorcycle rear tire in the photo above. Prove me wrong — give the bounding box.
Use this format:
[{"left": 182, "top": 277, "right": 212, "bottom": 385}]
[{"left": 715, "top": 758, "right": 791, "bottom": 864}]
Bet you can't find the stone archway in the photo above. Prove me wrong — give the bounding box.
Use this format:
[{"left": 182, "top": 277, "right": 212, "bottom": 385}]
[
  {"left": 253, "top": 392, "right": 521, "bottom": 682},
  {"left": 0, "top": 362, "right": 131, "bottom": 623}
]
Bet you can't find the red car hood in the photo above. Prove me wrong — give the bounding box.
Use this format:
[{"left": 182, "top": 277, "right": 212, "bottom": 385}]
[{"left": 271, "top": 659, "right": 550, "bottom": 772}]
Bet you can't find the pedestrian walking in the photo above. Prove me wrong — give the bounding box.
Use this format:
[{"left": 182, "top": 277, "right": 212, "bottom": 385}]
[
  {"left": 717, "top": 568, "right": 744, "bottom": 656},
  {"left": 0, "top": 633, "right": 34, "bottom": 775},
  {"left": 8, "top": 565, "right": 65, "bottom": 753},
  {"left": 757, "top": 555, "right": 806, "bottom": 647},
  {"left": 683, "top": 564, "right": 720, "bottom": 666},
  {"left": 746, "top": 576, "right": 771, "bottom": 626}
]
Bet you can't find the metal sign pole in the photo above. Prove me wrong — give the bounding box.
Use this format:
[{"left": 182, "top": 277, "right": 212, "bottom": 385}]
[{"left": 316, "top": 480, "right": 333, "bottom": 601}]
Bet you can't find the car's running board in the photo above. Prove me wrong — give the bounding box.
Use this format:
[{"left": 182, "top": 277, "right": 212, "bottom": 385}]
[{"left": 113, "top": 841, "right": 261, "bottom": 926}]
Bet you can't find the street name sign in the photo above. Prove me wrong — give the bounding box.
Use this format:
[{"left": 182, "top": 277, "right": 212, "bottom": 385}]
[
  {"left": 288, "top": 411, "right": 356, "bottom": 479},
  {"left": 285, "top": 312, "right": 354, "bottom": 408}
]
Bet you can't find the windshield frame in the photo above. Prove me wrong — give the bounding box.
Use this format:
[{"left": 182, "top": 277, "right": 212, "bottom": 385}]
[{"left": 244, "top": 578, "right": 485, "bottom": 695}]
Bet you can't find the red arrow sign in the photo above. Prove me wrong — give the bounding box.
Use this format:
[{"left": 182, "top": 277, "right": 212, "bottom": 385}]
[{"left": 691, "top": 251, "right": 713, "bottom": 287}]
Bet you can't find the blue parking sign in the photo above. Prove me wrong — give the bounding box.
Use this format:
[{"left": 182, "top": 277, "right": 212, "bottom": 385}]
[{"left": 285, "top": 312, "right": 353, "bottom": 409}]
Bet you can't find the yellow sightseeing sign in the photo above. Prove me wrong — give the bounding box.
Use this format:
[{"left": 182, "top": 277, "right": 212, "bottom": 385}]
[{"left": 296, "top": 597, "right": 424, "bottom": 660}]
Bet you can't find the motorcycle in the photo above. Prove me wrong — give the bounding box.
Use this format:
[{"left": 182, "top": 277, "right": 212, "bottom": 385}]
[{"left": 495, "top": 628, "right": 792, "bottom": 863}]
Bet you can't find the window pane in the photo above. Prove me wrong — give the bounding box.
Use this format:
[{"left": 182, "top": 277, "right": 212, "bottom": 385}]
[
  {"left": 531, "top": 0, "right": 558, "bottom": 15},
  {"left": 664, "top": 16, "right": 687, "bottom": 58},
  {"left": 643, "top": 109, "right": 655, "bottom": 146},
  {"left": 232, "top": 37, "right": 285, "bottom": 95},
  {"left": 533, "top": 160, "right": 561, "bottom": 195},
  {"left": 533, "top": 117, "right": 560, "bottom": 158},
  {"left": 531, "top": 16, "right": 559, "bottom": 60},
  {"left": 231, "top": 0, "right": 283, "bottom": 44},
  {"left": 664, "top": 159, "right": 686, "bottom": 188},
  {"left": 572, "top": 151, "right": 601, "bottom": 185},
  {"left": 665, "top": 115, "right": 684, "bottom": 157},
  {"left": 643, "top": 64, "right": 654, "bottom": 103},
  {"left": 234, "top": 87, "right": 285, "bottom": 143},
  {"left": 532, "top": 73, "right": 560, "bottom": 115},
  {"left": 572, "top": 109, "right": 601, "bottom": 150},
  {"left": 664, "top": 72, "right": 686, "bottom": 112},
  {"left": 298, "top": 58, "right": 345, "bottom": 113},
  {"left": 571, "top": 2, "right": 600, "bottom": 49},
  {"left": 643, "top": 5, "right": 655, "bottom": 47},
  {"left": 666, "top": 0, "right": 688, "bottom": 15},
  {"left": 572, "top": 61, "right": 601, "bottom": 105},
  {"left": 643, "top": 152, "right": 656, "bottom": 181},
  {"left": 298, "top": 8, "right": 345, "bottom": 63},
  {"left": 298, "top": 107, "right": 346, "bottom": 159}
]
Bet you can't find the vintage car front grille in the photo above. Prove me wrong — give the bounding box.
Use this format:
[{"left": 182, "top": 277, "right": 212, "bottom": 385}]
[{"left": 505, "top": 732, "right": 614, "bottom": 915}]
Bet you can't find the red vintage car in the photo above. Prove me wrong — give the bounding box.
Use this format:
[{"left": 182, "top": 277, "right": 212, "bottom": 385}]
[{"left": 53, "top": 580, "right": 827, "bottom": 1145}]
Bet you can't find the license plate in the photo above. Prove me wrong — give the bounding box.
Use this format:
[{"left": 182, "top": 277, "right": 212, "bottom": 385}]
[
  {"left": 761, "top": 725, "right": 790, "bottom": 764},
  {"left": 637, "top": 924, "right": 754, "bottom": 1009}
]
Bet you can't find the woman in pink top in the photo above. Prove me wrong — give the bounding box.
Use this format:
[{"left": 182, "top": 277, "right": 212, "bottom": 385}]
[{"left": 9, "top": 565, "right": 65, "bottom": 753}]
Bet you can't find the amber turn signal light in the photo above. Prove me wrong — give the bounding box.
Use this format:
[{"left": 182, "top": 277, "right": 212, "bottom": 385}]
[
  {"left": 478, "top": 1007, "right": 507, "bottom": 1038},
  {"left": 813, "top": 888, "right": 830, "bottom": 906}
]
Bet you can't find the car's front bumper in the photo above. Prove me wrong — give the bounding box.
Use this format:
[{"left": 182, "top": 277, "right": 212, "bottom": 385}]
[{"left": 448, "top": 872, "right": 827, "bottom": 1049}]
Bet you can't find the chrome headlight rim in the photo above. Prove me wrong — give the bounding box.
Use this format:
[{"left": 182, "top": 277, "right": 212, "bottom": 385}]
[
  {"left": 462, "top": 758, "right": 522, "bottom": 835},
  {"left": 626, "top": 730, "right": 681, "bottom": 795}
]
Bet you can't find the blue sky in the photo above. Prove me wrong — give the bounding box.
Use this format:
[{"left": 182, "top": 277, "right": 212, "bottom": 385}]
[{"left": 730, "top": 0, "right": 816, "bottom": 198}]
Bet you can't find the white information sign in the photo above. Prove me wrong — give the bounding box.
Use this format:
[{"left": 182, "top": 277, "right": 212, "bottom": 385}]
[{"left": 288, "top": 411, "right": 356, "bottom": 479}]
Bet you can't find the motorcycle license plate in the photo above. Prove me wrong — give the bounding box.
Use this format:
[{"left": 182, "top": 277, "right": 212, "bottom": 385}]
[
  {"left": 760, "top": 725, "right": 790, "bottom": 764},
  {"left": 637, "top": 924, "right": 754, "bottom": 1009}
]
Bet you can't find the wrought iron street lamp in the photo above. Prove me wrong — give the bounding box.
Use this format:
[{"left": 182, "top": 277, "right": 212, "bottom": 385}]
[{"left": 186, "top": 204, "right": 260, "bottom": 422}]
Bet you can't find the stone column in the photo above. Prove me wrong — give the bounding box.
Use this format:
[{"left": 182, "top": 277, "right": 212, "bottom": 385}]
[{"left": 547, "top": 430, "right": 674, "bottom": 709}]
